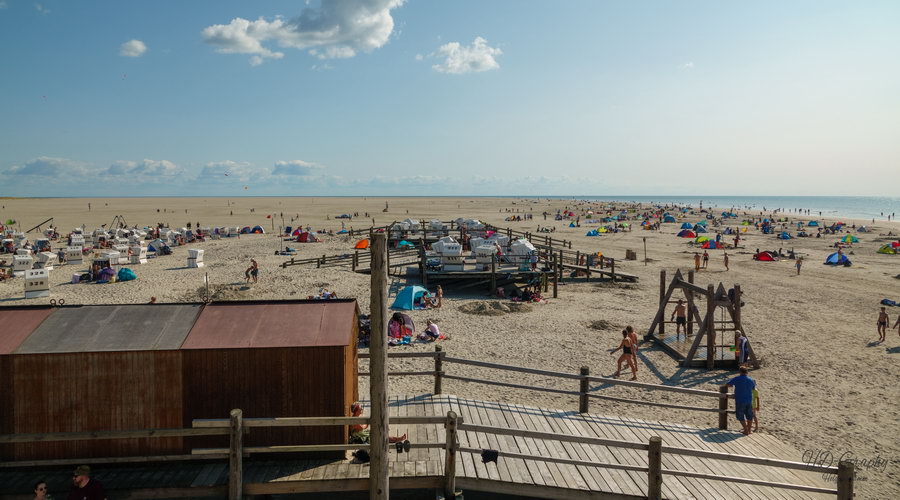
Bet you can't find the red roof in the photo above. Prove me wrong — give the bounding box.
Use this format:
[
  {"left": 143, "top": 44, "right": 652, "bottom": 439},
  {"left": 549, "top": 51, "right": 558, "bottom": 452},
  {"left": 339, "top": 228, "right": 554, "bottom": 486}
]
[
  {"left": 181, "top": 300, "right": 357, "bottom": 349},
  {"left": 0, "top": 307, "right": 53, "bottom": 354}
]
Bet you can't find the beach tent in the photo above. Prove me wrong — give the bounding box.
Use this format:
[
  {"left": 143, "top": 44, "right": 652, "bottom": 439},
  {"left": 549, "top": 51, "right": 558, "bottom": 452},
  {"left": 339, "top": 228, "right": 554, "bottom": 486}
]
[
  {"left": 586, "top": 230, "right": 600, "bottom": 237},
  {"left": 391, "top": 285, "right": 429, "bottom": 310},
  {"left": 807, "top": 221, "right": 819, "bottom": 227},
  {"left": 893, "top": 241, "right": 900, "bottom": 248},
  {"left": 354, "top": 239, "right": 369, "bottom": 249},
  {"left": 398, "top": 240, "right": 414, "bottom": 248},
  {"left": 251, "top": 225, "right": 265, "bottom": 234},
  {"left": 778, "top": 232, "right": 792, "bottom": 240},
  {"left": 877, "top": 245, "right": 896, "bottom": 255},
  {"left": 741, "top": 221, "right": 751, "bottom": 226},
  {"left": 664, "top": 215, "right": 677, "bottom": 223},
  {"left": 240, "top": 226, "right": 252, "bottom": 234},
  {"left": 677, "top": 230, "right": 696, "bottom": 238},
  {"left": 857, "top": 226, "right": 868, "bottom": 233},
  {"left": 754, "top": 251, "right": 776, "bottom": 261},
  {"left": 824, "top": 252, "right": 851, "bottom": 266},
  {"left": 693, "top": 225, "right": 708, "bottom": 233},
  {"left": 569, "top": 222, "right": 576, "bottom": 228},
  {"left": 695, "top": 236, "right": 710, "bottom": 243},
  {"left": 842, "top": 235, "right": 859, "bottom": 243},
  {"left": 337, "top": 214, "right": 352, "bottom": 219},
  {"left": 292, "top": 228, "right": 303, "bottom": 236},
  {"left": 681, "top": 223, "right": 693, "bottom": 229},
  {"left": 337, "top": 229, "right": 348, "bottom": 234},
  {"left": 296, "top": 232, "right": 319, "bottom": 243},
  {"left": 695, "top": 221, "right": 708, "bottom": 226},
  {"left": 702, "top": 241, "right": 723, "bottom": 249},
  {"left": 284, "top": 226, "right": 293, "bottom": 235}
]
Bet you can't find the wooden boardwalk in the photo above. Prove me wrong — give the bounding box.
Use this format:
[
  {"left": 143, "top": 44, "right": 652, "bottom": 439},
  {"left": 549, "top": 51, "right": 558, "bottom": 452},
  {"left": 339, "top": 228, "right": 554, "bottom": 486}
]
[{"left": 0, "top": 394, "right": 832, "bottom": 499}]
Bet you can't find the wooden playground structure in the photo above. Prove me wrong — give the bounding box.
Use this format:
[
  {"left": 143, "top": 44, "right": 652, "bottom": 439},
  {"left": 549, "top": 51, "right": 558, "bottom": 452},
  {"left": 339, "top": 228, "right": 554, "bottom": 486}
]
[{"left": 645, "top": 270, "right": 759, "bottom": 369}]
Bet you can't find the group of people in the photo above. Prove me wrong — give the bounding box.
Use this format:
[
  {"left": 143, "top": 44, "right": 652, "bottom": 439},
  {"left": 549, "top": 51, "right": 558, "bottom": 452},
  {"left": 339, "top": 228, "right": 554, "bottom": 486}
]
[{"left": 32, "top": 465, "right": 106, "bottom": 500}]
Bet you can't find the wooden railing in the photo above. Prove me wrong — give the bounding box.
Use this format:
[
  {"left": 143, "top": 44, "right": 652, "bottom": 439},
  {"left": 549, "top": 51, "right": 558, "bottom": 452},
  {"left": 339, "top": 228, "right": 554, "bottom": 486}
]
[
  {"left": 360, "top": 347, "right": 732, "bottom": 429},
  {"left": 0, "top": 410, "right": 854, "bottom": 500}
]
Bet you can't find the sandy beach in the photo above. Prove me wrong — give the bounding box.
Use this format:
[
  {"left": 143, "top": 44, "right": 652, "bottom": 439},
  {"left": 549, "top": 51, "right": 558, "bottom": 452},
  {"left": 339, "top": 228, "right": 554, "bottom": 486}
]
[{"left": 1, "top": 196, "right": 898, "bottom": 498}]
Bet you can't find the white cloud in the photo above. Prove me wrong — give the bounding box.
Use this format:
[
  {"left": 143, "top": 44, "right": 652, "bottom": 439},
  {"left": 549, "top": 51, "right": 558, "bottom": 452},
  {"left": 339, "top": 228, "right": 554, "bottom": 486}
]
[
  {"left": 34, "top": 3, "right": 49, "bottom": 14},
  {"left": 201, "top": 0, "right": 405, "bottom": 66},
  {"left": 680, "top": 61, "right": 695, "bottom": 69},
  {"left": 119, "top": 39, "right": 148, "bottom": 58},
  {"left": 6, "top": 157, "right": 87, "bottom": 176},
  {"left": 431, "top": 37, "right": 502, "bottom": 74},
  {"left": 196, "top": 161, "right": 261, "bottom": 183},
  {"left": 414, "top": 53, "right": 423, "bottom": 61},
  {"left": 272, "top": 160, "right": 324, "bottom": 176},
  {"left": 105, "top": 159, "right": 181, "bottom": 177}
]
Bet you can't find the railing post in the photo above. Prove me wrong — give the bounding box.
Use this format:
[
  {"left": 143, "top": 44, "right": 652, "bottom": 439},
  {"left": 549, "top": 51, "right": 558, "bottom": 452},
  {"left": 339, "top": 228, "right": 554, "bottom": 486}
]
[
  {"left": 579, "top": 366, "right": 590, "bottom": 413},
  {"left": 228, "top": 409, "right": 243, "bottom": 500},
  {"left": 434, "top": 345, "right": 443, "bottom": 395},
  {"left": 648, "top": 436, "right": 662, "bottom": 500},
  {"left": 837, "top": 460, "right": 854, "bottom": 500},
  {"left": 718, "top": 385, "right": 728, "bottom": 430},
  {"left": 444, "top": 411, "right": 459, "bottom": 499}
]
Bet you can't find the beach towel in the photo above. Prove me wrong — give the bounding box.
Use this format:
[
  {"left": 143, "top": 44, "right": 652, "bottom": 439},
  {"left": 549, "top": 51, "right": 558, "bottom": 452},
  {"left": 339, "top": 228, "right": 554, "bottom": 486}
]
[{"left": 881, "top": 299, "right": 898, "bottom": 307}]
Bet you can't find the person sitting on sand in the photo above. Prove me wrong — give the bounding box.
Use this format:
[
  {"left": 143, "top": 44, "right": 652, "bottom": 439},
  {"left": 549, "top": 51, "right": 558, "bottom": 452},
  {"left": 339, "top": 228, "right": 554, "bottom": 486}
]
[
  {"left": 419, "top": 320, "right": 441, "bottom": 341},
  {"left": 610, "top": 330, "right": 637, "bottom": 380},
  {"left": 349, "top": 402, "right": 407, "bottom": 444}
]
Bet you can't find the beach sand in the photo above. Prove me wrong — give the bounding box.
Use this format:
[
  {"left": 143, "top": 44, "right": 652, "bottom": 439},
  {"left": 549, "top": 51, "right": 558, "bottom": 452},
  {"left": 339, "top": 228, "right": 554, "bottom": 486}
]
[{"left": 1, "top": 196, "right": 898, "bottom": 498}]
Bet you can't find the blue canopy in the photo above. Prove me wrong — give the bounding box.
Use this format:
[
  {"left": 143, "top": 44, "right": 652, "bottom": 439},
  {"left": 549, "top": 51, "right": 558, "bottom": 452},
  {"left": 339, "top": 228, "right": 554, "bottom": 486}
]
[
  {"left": 663, "top": 215, "right": 676, "bottom": 223},
  {"left": 681, "top": 223, "right": 693, "bottom": 229},
  {"left": 586, "top": 230, "right": 599, "bottom": 236},
  {"left": 391, "top": 285, "right": 430, "bottom": 310},
  {"left": 807, "top": 221, "right": 819, "bottom": 227},
  {"left": 824, "top": 253, "right": 851, "bottom": 266},
  {"left": 778, "top": 232, "right": 792, "bottom": 240}
]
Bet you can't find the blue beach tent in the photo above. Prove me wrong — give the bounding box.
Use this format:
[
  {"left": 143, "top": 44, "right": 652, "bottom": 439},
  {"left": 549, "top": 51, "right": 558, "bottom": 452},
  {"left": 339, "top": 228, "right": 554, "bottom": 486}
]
[
  {"left": 681, "top": 223, "right": 693, "bottom": 229},
  {"left": 391, "top": 285, "right": 430, "bottom": 310},
  {"left": 663, "top": 215, "right": 677, "bottom": 223},
  {"left": 778, "top": 232, "right": 792, "bottom": 240},
  {"left": 807, "top": 221, "right": 819, "bottom": 227},
  {"left": 824, "top": 253, "right": 851, "bottom": 266},
  {"left": 586, "top": 230, "right": 600, "bottom": 236}
]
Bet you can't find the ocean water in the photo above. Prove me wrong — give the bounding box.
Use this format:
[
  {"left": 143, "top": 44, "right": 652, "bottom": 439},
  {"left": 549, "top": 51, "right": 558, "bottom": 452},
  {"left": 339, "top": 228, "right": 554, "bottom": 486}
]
[{"left": 561, "top": 196, "right": 900, "bottom": 221}]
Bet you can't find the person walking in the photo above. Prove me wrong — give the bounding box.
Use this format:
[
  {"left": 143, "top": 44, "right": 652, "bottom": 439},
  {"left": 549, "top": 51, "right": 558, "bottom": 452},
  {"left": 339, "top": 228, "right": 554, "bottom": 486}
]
[
  {"left": 877, "top": 307, "right": 890, "bottom": 342},
  {"left": 610, "top": 330, "right": 637, "bottom": 380},
  {"left": 795, "top": 257, "right": 803, "bottom": 275},
  {"left": 727, "top": 367, "right": 756, "bottom": 436},
  {"left": 723, "top": 252, "right": 729, "bottom": 271},
  {"left": 702, "top": 250, "right": 710, "bottom": 269},
  {"left": 694, "top": 252, "right": 701, "bottom": 272},
  {"left": 626, "top": 326, "right": 639, "bottom": 375}
]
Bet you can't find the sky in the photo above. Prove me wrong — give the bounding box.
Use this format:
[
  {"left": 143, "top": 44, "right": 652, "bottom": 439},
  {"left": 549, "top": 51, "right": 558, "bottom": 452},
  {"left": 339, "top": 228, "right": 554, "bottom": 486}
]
[{"left": 1, "top": 0, "right": 899, "bottom": 197}]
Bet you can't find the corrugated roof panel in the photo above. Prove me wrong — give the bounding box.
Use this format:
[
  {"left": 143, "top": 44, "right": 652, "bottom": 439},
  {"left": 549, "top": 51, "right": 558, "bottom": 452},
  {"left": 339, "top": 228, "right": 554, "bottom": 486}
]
[
  {"left": 15, "top": 304, "right": 203, "bottom": 354},
  {"left": 182, "top": 300, "right": 355, "bottom": 349},
  {"left": 0, "top": 307, "right": 54, "bottom": 354}
]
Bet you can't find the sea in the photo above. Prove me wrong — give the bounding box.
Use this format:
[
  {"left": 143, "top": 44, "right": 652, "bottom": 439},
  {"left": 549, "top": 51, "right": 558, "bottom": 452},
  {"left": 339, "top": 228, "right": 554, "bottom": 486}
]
[{"left": 556, "top": 196, "right": 900, "bottom": 222}]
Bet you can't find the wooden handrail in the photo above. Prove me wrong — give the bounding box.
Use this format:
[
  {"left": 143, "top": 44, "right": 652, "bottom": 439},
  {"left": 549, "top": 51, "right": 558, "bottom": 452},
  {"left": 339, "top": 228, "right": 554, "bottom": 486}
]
[
  {"left": 192, "top": 415, "right": 449, "bottom": 428},
  {"left": 0, "top": 427, "right": 230, "bottom": 444}
]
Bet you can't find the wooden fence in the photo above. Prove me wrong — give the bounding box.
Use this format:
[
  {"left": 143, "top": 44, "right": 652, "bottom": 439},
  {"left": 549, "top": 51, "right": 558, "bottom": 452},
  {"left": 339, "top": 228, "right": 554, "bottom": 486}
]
[
  {"left": 359, "top": 348, "right": 731, "bottom": 429},
  {"left": 0, "top": 409, "right": 854, "bottom": 500}
]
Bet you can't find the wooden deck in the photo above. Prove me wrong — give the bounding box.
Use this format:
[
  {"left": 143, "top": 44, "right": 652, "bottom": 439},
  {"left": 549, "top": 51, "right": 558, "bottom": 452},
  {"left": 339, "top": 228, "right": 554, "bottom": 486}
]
[{"left": 0, "top": 394, "right": 831, "bottom": 499}]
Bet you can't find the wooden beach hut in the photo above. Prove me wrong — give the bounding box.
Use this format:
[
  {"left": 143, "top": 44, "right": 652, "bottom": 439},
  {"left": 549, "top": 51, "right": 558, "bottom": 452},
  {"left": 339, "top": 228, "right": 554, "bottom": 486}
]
[{"left": 0, "top": 299, "right": 359, "bottom": 462}]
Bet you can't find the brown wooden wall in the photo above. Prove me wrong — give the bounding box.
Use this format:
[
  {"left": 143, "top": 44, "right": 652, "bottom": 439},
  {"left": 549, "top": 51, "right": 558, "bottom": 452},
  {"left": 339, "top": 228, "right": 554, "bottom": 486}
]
[
  {"left": 1, "top": 351, "right": 183, "bottom": 460},
  {"left": 182, "top": 346, "right": 350, "bottom": 452}
]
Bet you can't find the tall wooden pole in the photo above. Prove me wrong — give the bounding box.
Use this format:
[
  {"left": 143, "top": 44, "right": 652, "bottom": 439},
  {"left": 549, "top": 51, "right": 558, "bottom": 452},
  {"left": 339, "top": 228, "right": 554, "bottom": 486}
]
[
  {"left": 369, "top": 233, "right": 389, "bottom": 499},
  {"left": 658, "top": 270, "right": 666, "bottom": 335},
  {"left": 643, "top": 237, "right": 647, "bottom": 266},
  {"left": 706, "top": 284, "right": 716, "bottom": 370},
  {"left": 228, "top": 409, "right": 243, "bottom": 500}
]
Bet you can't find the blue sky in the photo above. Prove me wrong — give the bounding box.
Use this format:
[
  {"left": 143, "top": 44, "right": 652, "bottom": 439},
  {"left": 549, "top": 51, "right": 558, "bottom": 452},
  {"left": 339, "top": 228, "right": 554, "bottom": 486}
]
[{"left": 1, "top": 0, "right": 898, "bottom": 196}]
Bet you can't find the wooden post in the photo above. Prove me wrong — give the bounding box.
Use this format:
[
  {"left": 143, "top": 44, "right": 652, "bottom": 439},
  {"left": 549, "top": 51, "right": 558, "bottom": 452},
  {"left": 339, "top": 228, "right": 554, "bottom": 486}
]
[
  {"left": 610, "top": 258, "right": 616, "bottom": 283},
  {"left": 369, "top": 233, "right": 390, "bottom": 499},
  {"left": 706, "top": 284, "right": 716, "bottom": 369},
  {"left": 352, "top": 251, "right": 358, "bottom": 272},
  {"left": 228, "top": 409, "right": 243, "bottom": 500},
  {"left": 552, "top": 255, "right": 559, "bottom": 298},
  {"left": 643, "top": 237, "right": 647, "bottom": 266},
  {"left": 837, "top": 461, "right": 854, "bottom": 500},
  {"left": 718, "top": 385, "right": 728, "bottom": 430},
  {"left": 659, "top": 270, "right": 666, "bottom": 335},
  {"left": 579, "top": 366, "right": 590, "bottom": 413},
  {"left": 687, "top": 270, "right": 695, "bottom": 336},
  {"left": 490, "top": 254, "right": 497, "bottom": 295},
  {"left": 443, "top": 411, "right": 459, "bottom": 499},
  {"left": 434, "top": 345, "right": 443, "bottom": 395},
  {"left": 647, "top": 436, "right": 662, "bottom": 500},
  {"left": 733, "top": 284, "right": 742, "bottom": 326}
]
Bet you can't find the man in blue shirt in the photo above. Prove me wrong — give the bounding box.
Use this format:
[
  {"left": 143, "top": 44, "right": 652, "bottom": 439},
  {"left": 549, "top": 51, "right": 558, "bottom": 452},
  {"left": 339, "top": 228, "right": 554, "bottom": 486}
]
[{"left": 727, "top": 366, "right": 756, "bottom": 435}]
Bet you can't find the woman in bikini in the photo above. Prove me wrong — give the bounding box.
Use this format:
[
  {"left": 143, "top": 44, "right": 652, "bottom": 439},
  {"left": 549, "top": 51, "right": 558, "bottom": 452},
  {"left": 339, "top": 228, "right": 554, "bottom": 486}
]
[{"left": 610, "top": 330, "right": 638, "bottom": 380}]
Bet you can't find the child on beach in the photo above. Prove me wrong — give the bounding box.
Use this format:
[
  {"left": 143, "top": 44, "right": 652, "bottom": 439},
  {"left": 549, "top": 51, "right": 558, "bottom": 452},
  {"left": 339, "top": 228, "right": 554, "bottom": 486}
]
[{"left": 752, "top": 386, "right": 760, "bottom": 432}]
